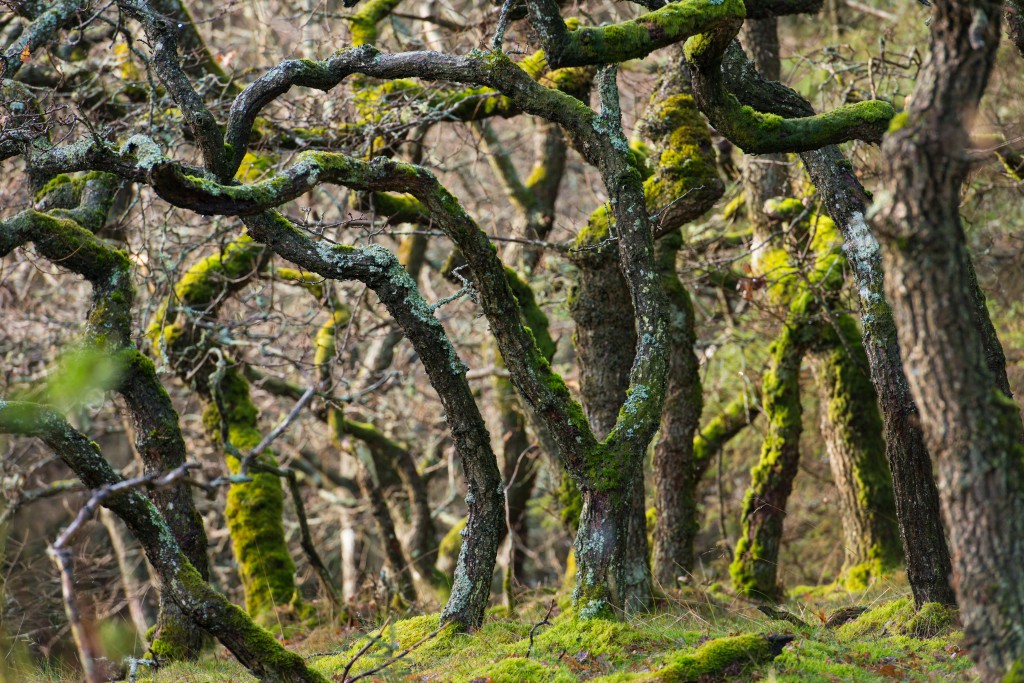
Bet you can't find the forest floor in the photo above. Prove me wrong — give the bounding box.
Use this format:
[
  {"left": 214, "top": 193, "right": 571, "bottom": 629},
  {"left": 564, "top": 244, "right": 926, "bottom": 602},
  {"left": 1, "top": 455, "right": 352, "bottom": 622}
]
[{"left": 19, "top": 572, "right": 976, "bottom": 683}]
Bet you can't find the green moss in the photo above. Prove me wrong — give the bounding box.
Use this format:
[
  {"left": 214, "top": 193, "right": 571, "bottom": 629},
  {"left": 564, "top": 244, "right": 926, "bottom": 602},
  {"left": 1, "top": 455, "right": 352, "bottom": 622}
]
[
  {"left": 173, "top": 237, "right": 264, "bottom": 311},
  {"left": 313, "top": 614, "right": 461, "bottom": 675},
  {"left": 887, "top": 111, "right": 909, "bottom": 134},
  {"left": 533, "top": 615, "right": 655, "bottom": 658},
  {"left": 202, "top": 370, "right": 301, "bottom": 626},
  {"left": 34, "top": 173, "right": 74, "bottom": 202},
  {"left": 348, "top": 0, "right": 403, "bottom": 46},
  {"left": 836, "top": 598, "right": 958, "bottom": 641},
  {"left": 557, "top": 0, "right": 745, "bottom": 66},
  {"left": 473, "top": 656, "right": 572, "bottom": 683},
  {"left": 556, "top": 474, "right": 583, "bottom": 534},
  {"left": 651, "top": 634, "right": 772, "bottom": 682},
  {"left": 148, "top": 622, "right": 196, "bottom": 662}
]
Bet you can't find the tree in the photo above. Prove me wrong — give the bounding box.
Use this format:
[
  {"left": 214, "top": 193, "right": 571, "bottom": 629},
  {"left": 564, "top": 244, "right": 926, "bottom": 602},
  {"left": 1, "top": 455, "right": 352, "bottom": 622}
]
[
  {"left": 7, "top": 0, "right": 996, "bottom": 679},
  {"left": 877, "top": 0, "right": 1024, "bottom": 677}
]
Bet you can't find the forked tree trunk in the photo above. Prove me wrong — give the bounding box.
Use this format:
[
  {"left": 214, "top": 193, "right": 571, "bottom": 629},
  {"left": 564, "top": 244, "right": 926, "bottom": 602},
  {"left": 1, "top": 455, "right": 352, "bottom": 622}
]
[
  {"left": 569, "top": 239, "right": 653, "bottom": 613},
  {"left": 651, "top": 232, "right": 703, "bottom": 587}
]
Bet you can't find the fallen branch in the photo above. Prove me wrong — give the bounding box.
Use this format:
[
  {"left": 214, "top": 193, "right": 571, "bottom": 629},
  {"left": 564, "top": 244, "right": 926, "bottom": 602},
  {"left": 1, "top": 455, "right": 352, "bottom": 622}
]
[
  {"left": 757, "top": 605, "right": 811, "bottom": 628},
  {"left": 825, "top": 606, "right": 868, "bottom": 628}
]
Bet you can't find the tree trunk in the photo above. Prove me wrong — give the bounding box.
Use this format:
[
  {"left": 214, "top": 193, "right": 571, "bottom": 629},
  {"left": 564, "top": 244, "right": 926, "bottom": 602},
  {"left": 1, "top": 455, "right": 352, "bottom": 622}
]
[
  {"left": 717, "top": 41, "right": 957, "bottom": 606},
  {"left": 730, "top": 301, "right": 809, "bottom": 601},
  {"left": 651, "top": 231, "right": 703, "bottom": 587},
  {"left": 355, "top": 445, "right": 417, "bottom": 605},
  {"left": 568, "top": 242, "right": 653, "bottom": 612},
  {"left": 119, "top": 355, "right": 211, "bottom": 657},
  {"left": 810, "top": 316, "right": 902, "bottom": 583},
  {"left": 574, "top": 482, "right": 649, "bottom": 615},
  {"left": 877, "top": 0, "right": 1024, "bottom": 677}
]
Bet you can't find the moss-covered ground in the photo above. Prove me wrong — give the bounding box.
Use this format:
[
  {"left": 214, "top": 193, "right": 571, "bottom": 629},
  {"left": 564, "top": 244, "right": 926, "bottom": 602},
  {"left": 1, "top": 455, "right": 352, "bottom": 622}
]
[{"left": 11, "top": 572, "right": 978, "bottom": 683}]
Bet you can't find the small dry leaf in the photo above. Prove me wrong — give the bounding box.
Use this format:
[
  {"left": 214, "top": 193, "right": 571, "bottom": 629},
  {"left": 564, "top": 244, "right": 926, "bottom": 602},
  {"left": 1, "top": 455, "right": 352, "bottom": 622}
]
[
  {"left": 20, "top": 45, "right": 31, "bottom": 63},
  {"left": 873, "top": 663, "right": 902, "bottom": 679}
]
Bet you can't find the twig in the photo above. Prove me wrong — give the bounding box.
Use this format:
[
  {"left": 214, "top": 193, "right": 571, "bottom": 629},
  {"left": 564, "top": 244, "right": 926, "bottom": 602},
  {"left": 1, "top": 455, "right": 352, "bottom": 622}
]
[
  {"left": 345, "top": 624, "right": 446, "bottom": 682},
  {"left": 491, "top": 0, "right": 516, "bottom": 51},
  {"left": 48, "top": 464, "right": 197, "bottom": 683},
  {"left": 526, "top": 599, "right": 556, "bottom": 658},
  {"left": 239, "top": 384, "right": 316, "bottom": 473},
  {"left": 335, "top": 616, "right": 392, "bottom": 680},
  {"left": 843, "top": 0, "right": 898, "bottom": 21}
]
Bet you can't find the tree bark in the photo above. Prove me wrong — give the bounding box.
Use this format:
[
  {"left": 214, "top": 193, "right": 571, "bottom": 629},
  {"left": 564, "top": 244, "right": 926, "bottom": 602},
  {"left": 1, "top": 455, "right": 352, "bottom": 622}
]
[
  {"left": 877, "top": 0, "right": 1024, "bottom": 677},
  {"left": 810, "top": 316, "right": 902, "bottom": 582},
  {"left": 718, "top": 41, "right": 957, "bottom": 607}
]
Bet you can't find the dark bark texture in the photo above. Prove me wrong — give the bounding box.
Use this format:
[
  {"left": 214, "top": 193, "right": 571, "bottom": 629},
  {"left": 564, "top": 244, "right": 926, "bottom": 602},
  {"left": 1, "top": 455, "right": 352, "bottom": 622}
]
[{"left": 878, "top": 0, "right": 1024, "bottom": 677}]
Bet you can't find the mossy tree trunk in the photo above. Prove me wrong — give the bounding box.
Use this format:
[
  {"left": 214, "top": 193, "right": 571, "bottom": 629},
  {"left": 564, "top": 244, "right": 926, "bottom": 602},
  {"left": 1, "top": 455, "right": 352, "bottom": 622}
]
[
  {"left": 810, "top": 316, "right": 902, "bottom": 583},
  {"left": 202, "top": 369, "right": 304, "bottom": 624},
  {"left": 718, "top": 39, "right": 957, "bottom": 607},
  {"left": 680, "top": 393, "right": 760, "bottom": 569},
  {"left": 877, "top": 0, "right": 1024, "bottom": 675},
  {"left": 730, "top": 298, "right": 811, "bottom": 601},
  {"left": 1, "top": 202, "right": 210, "bottom": 659},
  {"left": 150, "top": 236, "right": 303, "bottom": 627},
  {"left": 733, "top": 194, "right": 899, "bottom": 598}
]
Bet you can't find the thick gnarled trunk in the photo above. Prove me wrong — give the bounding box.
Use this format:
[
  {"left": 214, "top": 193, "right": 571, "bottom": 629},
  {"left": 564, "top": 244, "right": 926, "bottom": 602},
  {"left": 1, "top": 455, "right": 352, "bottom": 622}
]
[{"left": 878, "top": 0, "right": 1024, "bottom": 676}]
